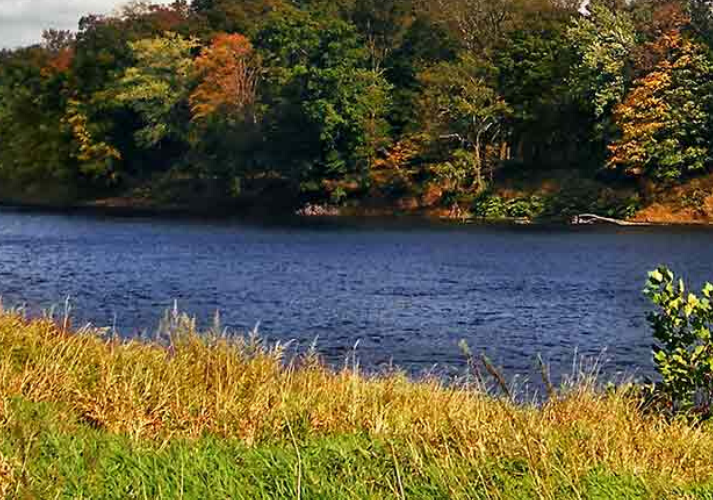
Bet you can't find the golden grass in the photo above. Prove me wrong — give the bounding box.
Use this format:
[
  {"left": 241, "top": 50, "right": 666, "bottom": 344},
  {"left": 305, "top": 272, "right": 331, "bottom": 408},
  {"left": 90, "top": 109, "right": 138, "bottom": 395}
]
[{"left": 1, "top": 309, "right": 713, "bottom": 495}]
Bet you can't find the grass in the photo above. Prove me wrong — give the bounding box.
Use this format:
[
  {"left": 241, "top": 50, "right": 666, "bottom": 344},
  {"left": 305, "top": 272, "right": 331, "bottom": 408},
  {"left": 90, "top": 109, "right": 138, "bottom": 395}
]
[{"left": 2, "top": 308, "right": 713, "bottom": 498}]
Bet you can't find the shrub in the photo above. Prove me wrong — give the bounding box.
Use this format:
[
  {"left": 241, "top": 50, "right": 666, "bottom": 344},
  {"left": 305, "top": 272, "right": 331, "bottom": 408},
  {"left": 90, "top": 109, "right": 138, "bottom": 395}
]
[
  {"left": 430, "top": 149, "right": 481, "bottom": 199},
  {"left": 614, "top": 195, "right": 641, "bottom": 219},
  {"left": 330, "top": 186, "right": 348, "bottom": 205},
  {"left": 645, "top": 266, "right": 713, "bottom": 414},
  {"left": 471, "top": 193, "right": 546, "bottom": 220},
  {"left": 505, "top": 195, "right": 545, "bottom": 219},
  {"left": 681, "top": 189, "right": 708, "bottom": 215},
  {"left": 471, "top": 193, "right": 507, "bottom": 218}
]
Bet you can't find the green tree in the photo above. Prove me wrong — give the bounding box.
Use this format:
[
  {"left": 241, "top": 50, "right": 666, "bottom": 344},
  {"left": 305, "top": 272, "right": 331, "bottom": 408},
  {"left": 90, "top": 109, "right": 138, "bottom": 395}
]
[
  {"left": 113, "top": 32, "right": 198, "bottom": 148},
  {"left": 0, "top": 47, "right": 75, "bottom": 193},
  {"left": 497, "top": 26, "right": 586, "bottom": 166},
  {"left": 190, "top": 0, "right": 288, "bottom": 35},
  {"left": 256, "top": 12, "right": 392, "bottom": 192},
  {"left": 567, "top": 3, "right": 638, "bottom": 136},
  {"left": 303, "top": 65, "right": 392, "bottom": 182},
  {"left": 73, "top": 15, "right": 134, "bottom": 96},
  {"left": 687, "top": 0, "right": 713, "bottom": 47},
  {"left": 417, "top": 57, "right": 511, "bottom": 193},
  {"left": 427, "top": 0, "right": 578, "bottom": 54},
  {"left": 608, "top": 30, "right": 713, "bottom": 179},
  {"left": 350, "top": 0, "right": 414, "bottom": 69},
  {"left": 385, "top": 16, "right": 458, "bottom": 133}
]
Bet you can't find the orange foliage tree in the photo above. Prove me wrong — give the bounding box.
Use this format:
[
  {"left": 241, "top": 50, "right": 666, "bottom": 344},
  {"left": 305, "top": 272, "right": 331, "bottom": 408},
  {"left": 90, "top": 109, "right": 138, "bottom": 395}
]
[
  {"left": 632, "top": 2, "right": 689, "bottom": 75},
  {"left": 190, "top": 33, "right": 260, "bottom": 124},
  {"left": 40, "top": 29, "right": 75, "bottom": 76}
]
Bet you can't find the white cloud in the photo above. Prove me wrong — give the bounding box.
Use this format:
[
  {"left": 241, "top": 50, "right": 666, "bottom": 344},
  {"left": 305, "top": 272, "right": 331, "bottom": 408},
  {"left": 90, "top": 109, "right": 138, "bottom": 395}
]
[{"left": 0, "top": 0, "right": 171, "bottom": 49}]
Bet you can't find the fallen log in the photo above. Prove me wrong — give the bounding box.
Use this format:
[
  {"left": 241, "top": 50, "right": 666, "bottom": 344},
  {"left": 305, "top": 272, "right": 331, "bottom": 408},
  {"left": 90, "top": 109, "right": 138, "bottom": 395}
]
[{"left": 571, "top": 214, "right": 651, "bottom": 226}]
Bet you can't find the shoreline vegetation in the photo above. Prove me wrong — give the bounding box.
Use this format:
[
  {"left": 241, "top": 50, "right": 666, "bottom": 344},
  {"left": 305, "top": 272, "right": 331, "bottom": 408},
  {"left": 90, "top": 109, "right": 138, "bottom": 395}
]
[
  {"left": 0, "top": 311, "right": 711, "bottom": 499},
  {"left": 2, "top": 268, "right": 713, "bottom": 498},
  {"left": 5, "top": 1, "right": 713, "bottom": 227},
  {"left": 3, "top": 196, "right": 713, "bottom": 226}
]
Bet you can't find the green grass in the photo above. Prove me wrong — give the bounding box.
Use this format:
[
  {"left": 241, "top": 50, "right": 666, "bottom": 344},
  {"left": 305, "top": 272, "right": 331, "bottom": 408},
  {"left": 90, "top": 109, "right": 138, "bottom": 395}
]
[
  {"left": 2, "top": 310, "right": 713, "bottom": 498},
  {"left": 4, "top": 397, "right": 704, "bottom": 500}
]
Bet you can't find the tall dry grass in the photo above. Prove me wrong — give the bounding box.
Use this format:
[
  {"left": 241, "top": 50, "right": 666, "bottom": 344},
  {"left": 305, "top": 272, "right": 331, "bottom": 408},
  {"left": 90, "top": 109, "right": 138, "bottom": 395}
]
[{"left": 1, "top": 307, "right": 713, "bottom": 495}]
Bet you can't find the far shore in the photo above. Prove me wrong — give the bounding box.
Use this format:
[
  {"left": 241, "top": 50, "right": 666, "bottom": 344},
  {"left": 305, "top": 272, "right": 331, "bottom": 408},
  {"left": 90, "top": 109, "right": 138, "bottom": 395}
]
[{"left": 2, "top": 195, "right": 713, "bottom": 226}]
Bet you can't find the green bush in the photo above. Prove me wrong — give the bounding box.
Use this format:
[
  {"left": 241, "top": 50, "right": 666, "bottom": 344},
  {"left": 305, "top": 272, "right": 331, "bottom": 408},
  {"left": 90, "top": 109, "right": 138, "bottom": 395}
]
[
  {"left": 614, "top": 196, "right": 641, "bottom": 219},
  {"left": 681, "top": 189, "right": 707, "bottom": 214},
  {"left": 645, "top": 266, "right": 713, "bottom": 414},
  {"left": 471, "top": 193, "right": 507, "bottom": 218},
  {"left": 430, "top": 149, "right": 480, "bottom": 199},
  {"left": 330, "top": 186, "right": 348, "bottom": 205},
  {"left": 505, "top": 195, "right": 545, "bottom": 218},
  {"left": 470, "top": 191, "right": 638, "bottom": 221},
  {"left": 471, "top": 194, "right": 545, "bottom": 220}
]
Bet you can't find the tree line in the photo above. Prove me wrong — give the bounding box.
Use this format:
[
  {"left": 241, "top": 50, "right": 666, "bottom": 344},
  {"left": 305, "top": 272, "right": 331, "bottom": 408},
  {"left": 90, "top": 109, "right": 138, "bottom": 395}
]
[{"left": 1, "top": 0, "right": 713, "bottom": 210}]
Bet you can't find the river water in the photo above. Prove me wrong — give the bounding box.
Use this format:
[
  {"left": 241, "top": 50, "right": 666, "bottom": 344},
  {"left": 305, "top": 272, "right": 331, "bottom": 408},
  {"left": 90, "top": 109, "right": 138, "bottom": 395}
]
[{"left": 1, "top": 208, "right": 712, "bottom": 384}]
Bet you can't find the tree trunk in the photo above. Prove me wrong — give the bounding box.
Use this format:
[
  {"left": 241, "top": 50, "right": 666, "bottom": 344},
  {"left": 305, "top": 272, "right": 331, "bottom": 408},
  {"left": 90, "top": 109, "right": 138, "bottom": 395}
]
[
  {"left": 500, "top": 141, "right": 509, "bottom": 161},
  {"left": 473, "top": 136, "right": 484, "bottom": 192}
]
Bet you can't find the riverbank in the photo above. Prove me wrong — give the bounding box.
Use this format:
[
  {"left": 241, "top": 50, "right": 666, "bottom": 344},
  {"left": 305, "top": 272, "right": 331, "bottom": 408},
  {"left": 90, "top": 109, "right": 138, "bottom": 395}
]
[
  {"left": 3, "top": 194, "right": 712, "bottom": 226},
  {"left": 0, "top": 196, "right": 302, "bottom": 222},
  {"left": 1, "top": 311, "right": 713, "bottom": 498},
  {"left": 4, "top": 170, "right": 713, "bottom": 225}
]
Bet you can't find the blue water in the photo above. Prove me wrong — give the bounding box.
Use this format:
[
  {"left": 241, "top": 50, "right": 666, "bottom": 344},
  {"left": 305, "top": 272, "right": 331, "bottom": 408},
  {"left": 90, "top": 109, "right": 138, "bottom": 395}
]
[{"left": 1, "top": 208, "right": 712, "bottom": 383}]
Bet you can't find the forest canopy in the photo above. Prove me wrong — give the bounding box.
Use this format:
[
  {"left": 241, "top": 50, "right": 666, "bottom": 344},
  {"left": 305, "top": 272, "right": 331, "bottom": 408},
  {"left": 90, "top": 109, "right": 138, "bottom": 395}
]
[{"left": 1, "top": 0, "right": 713, "bottom": 213}]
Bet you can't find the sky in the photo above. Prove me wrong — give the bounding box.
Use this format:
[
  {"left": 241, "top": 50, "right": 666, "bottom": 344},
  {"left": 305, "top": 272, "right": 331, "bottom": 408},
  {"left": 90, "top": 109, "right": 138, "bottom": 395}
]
[
  {"left": 0, "top": 0, "right": 591, "bottom": 50},
  {"left": 0, "top": 0, "right": 170, "bottom": 49}
]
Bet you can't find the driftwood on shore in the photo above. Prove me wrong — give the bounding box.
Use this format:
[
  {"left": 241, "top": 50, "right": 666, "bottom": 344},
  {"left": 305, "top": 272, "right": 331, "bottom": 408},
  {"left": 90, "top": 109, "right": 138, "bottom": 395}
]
[
  {"left": 296, "top": 204, "right": 341, "bottom": 217},
  {"left": 571, "top": 214, "right": 651, "bottom": 226}
]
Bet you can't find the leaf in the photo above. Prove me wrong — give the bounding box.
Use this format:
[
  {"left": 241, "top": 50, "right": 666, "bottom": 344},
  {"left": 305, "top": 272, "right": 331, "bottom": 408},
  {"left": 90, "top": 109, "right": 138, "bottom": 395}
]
[{"left": 649, "top": 269, "right": 664, "bottom": 283}]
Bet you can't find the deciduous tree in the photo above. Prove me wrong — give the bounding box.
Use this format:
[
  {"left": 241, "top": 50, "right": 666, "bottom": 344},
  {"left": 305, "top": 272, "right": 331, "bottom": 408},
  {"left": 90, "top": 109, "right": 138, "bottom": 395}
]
[
  {"left": 417, "top": 57, "right": 511, "bottom": 192},
  {"left": 113, "top": 32, "right": 198, "bottom": 147},
  {"left": 608, "top": 30, "right": 713, "bottom": 179},
  {"left": 191, "top": 33, "right": 260, "bottom": 123},
  {"left": 63, "top": 99, "right": 122, "bottom": 180},
  {"left": 567, "top": 3, "right": 638, "bottom": 135},
  {"left": 256, "top": 12, "right": 391, "bottom": 188}
]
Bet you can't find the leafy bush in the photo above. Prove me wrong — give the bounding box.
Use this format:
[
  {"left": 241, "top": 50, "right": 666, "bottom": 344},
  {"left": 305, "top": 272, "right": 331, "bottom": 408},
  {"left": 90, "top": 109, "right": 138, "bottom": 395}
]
[
  {"left": 540, "top": 189, "right": 598, "bottom": 218},
  {"left": 471, "top": 193, "right": 507, "bottom": 218},
  {"left": 470, "top": 190, "right": 638, "bottom": 221},
  {"left": 471, "top": 193, "right": 545, "bottom": 219},
  {"left": 430, "top": 149, "right": 480, "bottom": 199},
  {"left": 645, "top": 266, "right": 713, "bottom": 414},
  {"left": 614, "top": 195, "right": 641, "bottom": 219},
  {"left": 505, "top": 195, "right": 545, "bottom": 218},
  {"left": 681, "top": 189, "right": 708, "bottom": 215},
  {"left": 329, "top": 186, "right": 348, "bottom": 205}
]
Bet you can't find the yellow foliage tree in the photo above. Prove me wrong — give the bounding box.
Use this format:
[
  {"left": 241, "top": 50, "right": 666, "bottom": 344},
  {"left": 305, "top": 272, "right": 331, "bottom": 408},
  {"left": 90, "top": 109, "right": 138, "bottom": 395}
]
[{"left": 64, "top": 100, "right": 122, "bottom": 180}]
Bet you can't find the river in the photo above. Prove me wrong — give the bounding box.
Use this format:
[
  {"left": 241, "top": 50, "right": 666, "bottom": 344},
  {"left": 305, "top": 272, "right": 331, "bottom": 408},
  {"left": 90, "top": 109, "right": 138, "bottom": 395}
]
[{"left": 1, "top": 208, "right": 712, "bottom": 385}]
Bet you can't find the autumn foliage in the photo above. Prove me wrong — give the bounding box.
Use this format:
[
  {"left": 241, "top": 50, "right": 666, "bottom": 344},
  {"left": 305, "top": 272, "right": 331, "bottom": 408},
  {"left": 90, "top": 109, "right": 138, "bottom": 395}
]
[
  {"left": 633, "top": 2, "right": 689, "bottom": 74},
  {"left": 44, "top": 48, "right": 74, "bottom": 75},
  {"left": 64, "top": 100, "right": 122, "bottom": 179},
  {"left": 608, "top": 29, "right": 713, "bottom": 179},
  {"left": 39, "top": 29, "right": 75, "bottom": 76},
  {"left": 4, "top": 0, "right": 713, "bottom": 209},
  {"left": 190, "top": 33, "right": 260, "bottom": 123}
]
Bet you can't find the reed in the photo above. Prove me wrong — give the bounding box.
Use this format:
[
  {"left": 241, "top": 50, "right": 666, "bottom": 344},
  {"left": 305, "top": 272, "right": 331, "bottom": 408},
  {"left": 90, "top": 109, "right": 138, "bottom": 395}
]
[{"left": 1, "top": 309, "right": 713, "bottom": 498}]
